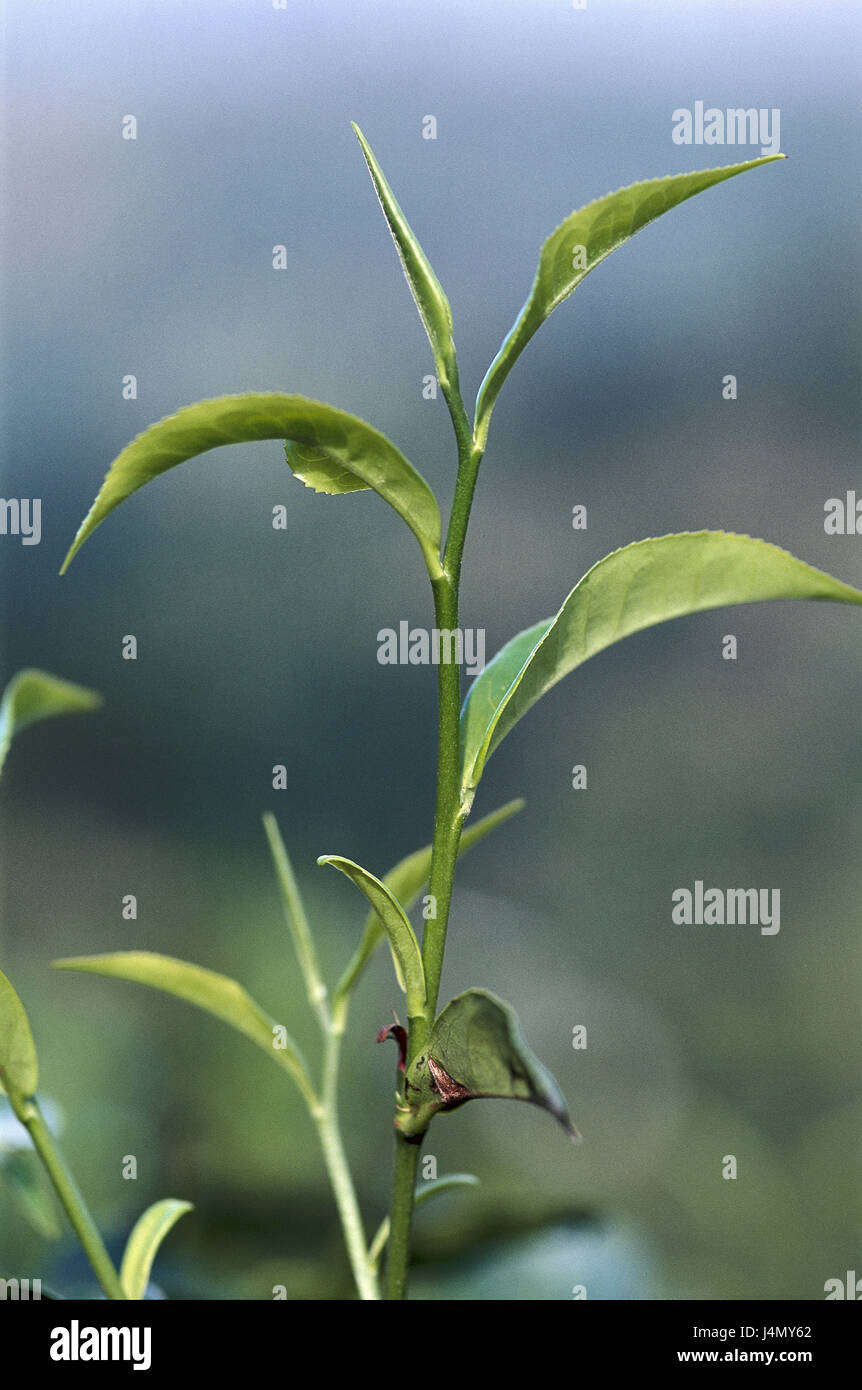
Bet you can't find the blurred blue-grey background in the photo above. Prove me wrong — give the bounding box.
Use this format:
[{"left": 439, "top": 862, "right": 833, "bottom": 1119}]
[{"left": 1, "top": 0, "right": 860, "bottom": 1299}]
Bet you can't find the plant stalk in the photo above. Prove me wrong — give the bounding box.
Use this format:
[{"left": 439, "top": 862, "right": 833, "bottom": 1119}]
[
  {"left": 384, "top": 1136, "right": 422, "bottom": 1300},
  {"left": 314, "top": 1017, "right": 380, "bottom": 1301},
  {"left": 384, "top": 385, "right": 484, "bottom": 1299},
  {"left": 13, "top": 1095, "right": 126, "bottom": 1299}
]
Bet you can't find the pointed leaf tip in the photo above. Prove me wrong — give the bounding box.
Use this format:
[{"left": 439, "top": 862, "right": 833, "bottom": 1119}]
[
  {"left": 353, "top": 125, "right": 457, "bottom": 387},
  {"left": 475, "top": 155, "right": 785, "bottom": 449},
  {"left": 0, "top": 669, "right": 101, "bottom": 779}
]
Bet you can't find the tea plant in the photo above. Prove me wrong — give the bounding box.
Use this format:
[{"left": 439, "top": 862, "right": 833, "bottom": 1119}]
[{"left": 3, "top": 128, "right": 861, "bottom": 1300}]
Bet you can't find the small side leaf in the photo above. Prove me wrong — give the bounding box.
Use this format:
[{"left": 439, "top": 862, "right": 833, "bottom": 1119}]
[
  {"left": 352, "top": 124, "right": 458, "bottom": 388},
  {"left": 0, "top": 669, "right": 101, "bottom": 779},
  {"left": 475, "top": 155, "right": 784, "bottom": 449},
  {"left": 399, "top": 988, "right": 577, "bottom": 1141},
  {"left": 368, "top": 1172, "right": 479, "bottom": 1269},
  {"left": 414, "top": 1172, "right": 481, "bottom": 1208},
  {"left": 60, "top": 393, "right": 443, "bottom": 580},
  {"left": 334, "top": 798, "right": 525, "bottom": 1006},
  {"left": 317, "top": 857, "right": 426, "bottom": 1021},
  {"left": 52, "top": 953, "right": 316, "bottom": 1106},
  {"left": 119, "top": 1198, "right": 193, "bottom": 1300},
  {"left": 0, "top": 969, "right": 39, "bottom": 1101},
  {"left": 461, "top": 532, "right": 862, "bottom": 802}
]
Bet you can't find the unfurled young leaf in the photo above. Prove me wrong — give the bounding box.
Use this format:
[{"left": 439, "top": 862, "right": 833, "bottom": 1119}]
[
  {"left": 398, "top": 988, "right": 577, "bottom": 1141},
  {"left": 120, "top": 1198, "right": 193, "bottom": 1300},
  {"left": 0, "top": 969, "right": 39, "bottom": 1101},
  {"left": 335, "top": 797, "right": 525, "bottom": 1005},
  {"left": 0, "top": 669, "right": 101, "bottom": 779},
  {"left": 60, "top": 392, "right": 443, "bottom": 580},
  {"left": 474, "top": 155, "right": 784, "bottom": 449},
  {"left": 352, "top": 124, "right": 458, "bottom": 389},
  {"left": 318, "top": 856, "right": 426, "bottom": 1023},
  {"left": 52, "top": 952, "right": 316, "bottom": 1106},
  {"left": 460, "top": 532, "right": 862, "bottom": 804}
]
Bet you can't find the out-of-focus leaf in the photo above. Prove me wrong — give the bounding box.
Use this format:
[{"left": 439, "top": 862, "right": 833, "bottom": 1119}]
[
  {"left": 368, "top": 1173, "right": 480, "bottom": 1269},
  {"left": 120, "top": 1198, "right": 193, "bottom": 1300},
  {"left": 262, "top": 814, "right": 328, "bottom": 1025},
  {"left": 399, "top": 988, "right": 578, "bottom": 1141},
  {"left": 1, "top": 1152, "right": 62, "bottom": 1239},
  {"left": 414, "top": 1172, "right": 481, "bottom": 1208},
  {"left": 0, "top": 968, "right": 39, "bottom": 1100},
  {"left": 52, "top": 952, "right": 316, "bottom": 1106},
  {"left": 0, "top": 669, "right": 100, "bottom": 778}
]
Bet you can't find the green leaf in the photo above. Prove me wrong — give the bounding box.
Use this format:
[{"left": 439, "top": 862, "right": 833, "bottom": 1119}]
[
  {"left": 335, "top": 797, "right": 525, "bottom": 1006},
  {"left": 461, "top": 532, "right": 862, "bottom": 803},
  {"left": 120, "top": 1198, "right": 193, "bottom": 1300},
  {"left": 284, "top": 441, "right": 370, "bottom": 494},
  {"left": 262, "top": 814, "right": 328, "bottom": 1026},
  {"left": 459, "top": 624, "right": 550, "bottom": 798},
  {"left": 0, "top": 969, "right": 39, "bottom": 1100},
  {"left": 398, "top": 988, "right": 577, "bottom": 1141},
  {"left": 52, "top": 952, "right": 317, "bottom": 1107},
  {"left": 474, "top": 155, "right": 784, "bottom": 450},
  {"left": 60, "top": 392, "right": 443, "bottom": 580},
  {"left": 317, "top": 856, "right": 426, "bottom": 1021},
  {"left": 0, "top": 669, "right": 101, "bottom": 779},
  {"left": 414, "top": 1171, "right": 480, "bottom": 1208},
  {"left": 352, "top": 124, "right": 458, "bottom": 388},
  {"left": 368, "top": 1172, "right": 479, "bottom": 1269}
]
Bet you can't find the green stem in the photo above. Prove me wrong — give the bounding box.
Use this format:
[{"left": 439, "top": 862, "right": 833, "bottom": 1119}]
[
  {"left": 421, "top": 574, "right": 467, "bottom": 1020},
  {"left": 384, "top": 1136, "right": 421, "bottom": 1300},
  {"left": 313, "top": 1015, "right": 380, "bottom": 1301},
  {"left": 13, "top": 1094, "right": 126, "bottom": 1299},
  {"left": 422, "top": 427, "right": 485, "bottom": 1018},
  {"left": 384, "top": 383, "right": 485, "bottom": 1300}
]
